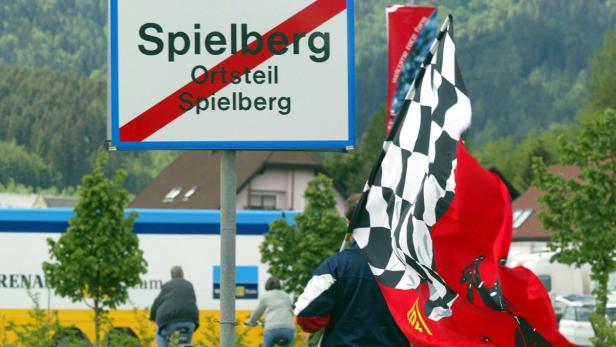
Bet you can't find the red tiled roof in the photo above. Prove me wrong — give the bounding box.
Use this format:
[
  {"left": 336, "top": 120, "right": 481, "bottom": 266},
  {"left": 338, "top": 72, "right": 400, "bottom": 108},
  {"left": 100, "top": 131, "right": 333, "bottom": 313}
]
[
  {"left": 512, "top": 165, "right": 579, "bottom": 241},
  {"left": 129, "top": 151, "right": 322, "bottom": 209}
]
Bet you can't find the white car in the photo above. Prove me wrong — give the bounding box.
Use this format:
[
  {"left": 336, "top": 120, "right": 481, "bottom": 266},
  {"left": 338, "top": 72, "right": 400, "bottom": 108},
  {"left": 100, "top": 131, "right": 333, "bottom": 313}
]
[{"left": 557, "top": 295, "right": 616, "bottom": 346}]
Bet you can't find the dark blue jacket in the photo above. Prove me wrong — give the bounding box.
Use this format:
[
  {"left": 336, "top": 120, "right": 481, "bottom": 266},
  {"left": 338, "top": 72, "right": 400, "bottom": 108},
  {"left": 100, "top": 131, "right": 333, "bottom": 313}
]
[
  {"left": 150, "top": 278, "right": 199, "bottom": 330},
  {"left": 295, "top": 247, "right": 409, "bottom": 347}
]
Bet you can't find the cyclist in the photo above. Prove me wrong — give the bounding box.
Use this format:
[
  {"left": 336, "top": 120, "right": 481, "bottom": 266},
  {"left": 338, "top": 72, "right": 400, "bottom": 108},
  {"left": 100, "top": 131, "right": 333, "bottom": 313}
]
[
  {"left": 245, "top": 277, "right": 295, "bottom": 347},
  {"left": 150, "top": 266, "right": 200, "bottom": 347}
]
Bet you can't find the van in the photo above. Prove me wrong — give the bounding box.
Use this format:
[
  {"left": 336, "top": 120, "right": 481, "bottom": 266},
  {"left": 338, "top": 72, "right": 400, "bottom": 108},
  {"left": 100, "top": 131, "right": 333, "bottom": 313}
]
[
  {"left": 556, "top": 294, "right": 616, "bottom": 346},
  {"left": 506, "top": 251, "right": 593, "bottom": 316}
]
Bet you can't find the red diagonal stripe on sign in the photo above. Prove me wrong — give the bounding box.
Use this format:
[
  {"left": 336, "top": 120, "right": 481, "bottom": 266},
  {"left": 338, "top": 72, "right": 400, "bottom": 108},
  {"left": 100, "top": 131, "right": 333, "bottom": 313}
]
[{"left": 120, "top": 0, "right": 346, "bottom": 142}]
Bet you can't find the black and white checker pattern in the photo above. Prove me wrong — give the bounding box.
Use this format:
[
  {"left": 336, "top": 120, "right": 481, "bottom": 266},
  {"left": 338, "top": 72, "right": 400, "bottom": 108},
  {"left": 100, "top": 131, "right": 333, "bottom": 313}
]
[{"left": 351, "top": 16, "right": 471, "bottom": 321}]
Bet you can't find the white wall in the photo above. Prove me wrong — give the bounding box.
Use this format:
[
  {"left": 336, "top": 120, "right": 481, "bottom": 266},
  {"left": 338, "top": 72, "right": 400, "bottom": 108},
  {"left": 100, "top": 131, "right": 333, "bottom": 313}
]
[
  {"left": 0, "top": 232, "right": 266, "bottom": 311},
  {"left": 236, "top": 167, "right": 346, "bottom": 214}
]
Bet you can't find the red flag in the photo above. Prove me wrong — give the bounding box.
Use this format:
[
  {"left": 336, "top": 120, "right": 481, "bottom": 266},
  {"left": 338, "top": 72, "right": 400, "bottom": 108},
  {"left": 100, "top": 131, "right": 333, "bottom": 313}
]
[
  {"left": 386, "top": 6, "right": 436, "bottom": 133},
  {"left": 351, "top": 16, "right": 573, "bottom": 346},
  {"left": 377, "top": 143, "right": 572, "bottom": 346}
]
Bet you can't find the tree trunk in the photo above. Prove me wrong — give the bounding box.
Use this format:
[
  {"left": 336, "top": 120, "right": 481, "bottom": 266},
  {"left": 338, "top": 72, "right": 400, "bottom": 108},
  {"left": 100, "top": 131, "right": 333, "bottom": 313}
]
[
  {"left": 590, "top": 266, "right": 609, "bottom": 342},
  {"left": 94, "top": 299, "right": 100, "bottom": 347}
]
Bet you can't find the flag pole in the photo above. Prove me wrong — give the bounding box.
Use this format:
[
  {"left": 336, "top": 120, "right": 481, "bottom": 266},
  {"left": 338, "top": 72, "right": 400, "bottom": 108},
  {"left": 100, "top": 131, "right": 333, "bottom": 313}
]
[
  {"left": 403, "top": 14, "right": 450, "bottom": 104},
  {"left": 342, "top": 16, "right": 452, "bottom": 253}
]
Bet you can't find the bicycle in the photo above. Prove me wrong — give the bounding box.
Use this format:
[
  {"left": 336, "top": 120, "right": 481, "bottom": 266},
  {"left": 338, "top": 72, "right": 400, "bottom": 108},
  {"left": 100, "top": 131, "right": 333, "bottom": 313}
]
[
  {"left": 244, "top": 320, "right": 293, "bottom": 347},
  {"left": 166, "top": 326, "right": 193, "bottom": 347}
]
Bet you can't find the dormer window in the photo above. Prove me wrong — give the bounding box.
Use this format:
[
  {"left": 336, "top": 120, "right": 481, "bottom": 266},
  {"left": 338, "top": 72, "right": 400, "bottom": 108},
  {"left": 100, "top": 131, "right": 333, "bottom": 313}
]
[
  {"left": 248, "top": 192, "right": 277, "bottom": 210},
  {"left": 513, "top": 208, "right": 533, "bottom": 229},
  {"left": 182, "top": 186, "right": 198, "bottom": 201},
  {"left": 163, "top": 187, "right": 182, "bottom": 203}
]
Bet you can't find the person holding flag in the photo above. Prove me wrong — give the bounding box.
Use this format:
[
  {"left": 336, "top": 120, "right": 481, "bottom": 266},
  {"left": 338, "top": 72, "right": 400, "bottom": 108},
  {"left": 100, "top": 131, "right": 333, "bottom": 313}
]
[
  {"left": 347, "top": 14, "right": 573, "bottom": 346},
  {"left": 294, "top": 195, "right": 409, "bottom": 346}
]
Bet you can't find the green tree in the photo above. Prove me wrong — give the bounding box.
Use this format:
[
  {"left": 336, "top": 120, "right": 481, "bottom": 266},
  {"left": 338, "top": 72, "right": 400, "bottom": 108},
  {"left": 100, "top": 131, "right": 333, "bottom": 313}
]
[
  {"left": 3, "top": 291, "right": 89, "bottom": 347},
  {"left": 43, "top": 151, "right": 148, "bottom": 347},
  {"left": 260, "top": 174, "right": 347, "bottom": 295},
  {"left": 0, "top": 140, "right": 61, "bottom": 188},
  {"left": 533, "top": 109, "right": 616, "bottom": 345},
  {"left": 584, "top": 30, "right": 616, "bottom": 115},
  {"left": 325, "top": 106, "right": 386, "bottom": 196}
]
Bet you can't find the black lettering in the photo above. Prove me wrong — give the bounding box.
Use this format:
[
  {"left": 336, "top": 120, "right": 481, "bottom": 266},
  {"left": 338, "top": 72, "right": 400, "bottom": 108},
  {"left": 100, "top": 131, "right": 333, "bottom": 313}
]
[
  {"left": 220, "top": 67, "right": 229, "bottom": 84},
  {"left": 230, "top": 70, "right": 242, "bottom": 84},
  {"left": 308, "top": 32, "right": 330, "bottom": 62},
  {"left": 239, "top": 92, "right": 251, "bottom": 110},
  {"left": 179, "top": 92, "right": 194, "bottom": 111},
  {"left": 243, "top": 68, "right": 252, "bottom": 84},
  {"left": 209, "top": 70, "right": 218, "bottom": 83},
  {"left": 197, "top": 97, "right": 209, "bottom": 114},
  {"left": 0, "top": 274, "right": 6, "bottom": 288},
  {"left": 168, "top": 31, "right": 190, "bottom": 62},
  {"left": 138, "top": 23, "right": 164, "bottom": 56},
  {"left": 231, "top": 24, "right": 237, "bottom": 53},
  {"left": 205, "top": 32, "right": 226, "bottom": 55},
  {"left": 292, "top": 32, "right": 306, "bottom": 54},
  {"left": 33, "top": 275, "right": 44, "bottom": 289},
  {"left": 10, "top": 274, "right": 18, "bottom": 288},
  {"left": 252, "top": 70, "right": 265, "bottom": 84},
  {"left": 194, "top": 24, "right": 201, "bottom": 54},
  {"left": 218, "top": 96, "right": 230, "bottom": 110},
  {"left": 268, "top": 32, "right": 289, "bottom": 55},
  {"left": 278, "top": 97, "right": 291, "bottom": 115},
  {"left": 21, "top": 274, "right": 31, "bottom": 289},
  {"left": 191, "top": 65, "right": 208, "bottom": 84},
  {"left": 254, "top": 97, "right": 266, "bottom": 111},
  {"left": 241, "top": 24, "right": 263, "bottom": 55}
]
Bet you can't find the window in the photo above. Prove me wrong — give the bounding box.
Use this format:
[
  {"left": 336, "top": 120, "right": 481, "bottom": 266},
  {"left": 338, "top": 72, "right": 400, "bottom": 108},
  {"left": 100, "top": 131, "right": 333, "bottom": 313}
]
[
  {"left": 248, "top": 193, "right": 277, "bottom": 210},
  {"left": 576, "top": 306, "right": 593, "bottom": 322},
  {"left": 163, "top": 187, "right": 182, "bottom": 203},
  {"left": 182, "top": 185, "right": 198, "bottom": 201},
  {"left": 513, "top": 208, "right": 533, "bottom": 229},
  {"left": 537, "top": 274, "right": 552, "bottom": 292},
  {"left": 562, "top": 306, "right": 575, "bottom": 320}
]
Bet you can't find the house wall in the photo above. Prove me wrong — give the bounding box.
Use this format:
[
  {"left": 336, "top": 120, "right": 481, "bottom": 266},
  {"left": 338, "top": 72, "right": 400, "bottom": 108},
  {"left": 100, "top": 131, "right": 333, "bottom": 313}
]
[
  {"left": 508, "top": 241, "right": 549, "bottom": 259},
  {"left": 236, "top": 168, "right": 346, "bottom": 214}
]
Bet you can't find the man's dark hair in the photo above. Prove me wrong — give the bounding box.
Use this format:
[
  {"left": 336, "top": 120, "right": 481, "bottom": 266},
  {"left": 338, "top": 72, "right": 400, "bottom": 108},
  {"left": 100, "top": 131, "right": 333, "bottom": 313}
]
[
  {"left": 170, "top": 266, "right": 184, "bottom": 279},
  {"left": 345, "top": 193, "right": 362, "bottom": 221},
  {"left": 265, "top": 276, "right": 282, "bottom": 291}
]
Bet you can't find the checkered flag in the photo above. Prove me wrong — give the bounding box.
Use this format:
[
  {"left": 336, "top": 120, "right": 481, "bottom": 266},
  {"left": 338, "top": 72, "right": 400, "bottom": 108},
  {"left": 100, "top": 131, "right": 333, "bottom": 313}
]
[{"left": 350, "top": 15, "right": 470, "bottom": 321}]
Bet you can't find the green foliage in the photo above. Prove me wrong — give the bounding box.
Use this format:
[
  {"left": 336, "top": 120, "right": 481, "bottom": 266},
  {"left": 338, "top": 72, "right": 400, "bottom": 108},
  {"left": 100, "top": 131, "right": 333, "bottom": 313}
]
[
  {"left": 194, "top": 316, "right": 251, "bottom": 347},
  {"left": 590, "top": 312, "right": 616, "bottom": 347},
  {"left": 533, "top": 109, "right": 616, "bottom": 343},
  {"left": 2, "top": 291, "right": 88, "bottom": 347},
  {"left": 0, "top": 65, "right": 179, "bottom": 193},
  {"left": 260, "top": 174, "right": 347, "bottom": 295},
  {"left": 0, "top": 140, "right": 60, "bottom": 188},
  {"left": 43, "top": 151, "right": 148, "bottom": 346},
  {"left": 584, "top": 30, "right": 616, "bottom": 116},
  {"left": 0, "top": 65, "right": 105, "bottom": 187},
  {"left": 325, "top": 107, "right": 386, "bottom": 196},
  {"left": 0, "top": 1, "right": 614, "bottom": 194},
  {"left": 354, "top": 0, "right": 616, "bottom": 143},
  {"left": 0, "top": 0, "right": 107, "bottom": 76},
  {"left": 101, "top": 309, "right": 154, "bottom": 347},
  {"left": 475, "top": 123, "right": 574, "bottom": 192}
]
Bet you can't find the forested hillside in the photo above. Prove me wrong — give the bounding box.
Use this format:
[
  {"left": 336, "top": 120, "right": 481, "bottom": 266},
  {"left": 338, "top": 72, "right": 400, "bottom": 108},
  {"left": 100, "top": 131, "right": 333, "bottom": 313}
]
[
  {"left": 0, "top": 0, "right": 106, "bottom": 77},
  {"left": 356, "top": 0, "right": 616, "bottom": 142},
  {"left": 0, "top": 0, "right": 614, "bottom": 193}
]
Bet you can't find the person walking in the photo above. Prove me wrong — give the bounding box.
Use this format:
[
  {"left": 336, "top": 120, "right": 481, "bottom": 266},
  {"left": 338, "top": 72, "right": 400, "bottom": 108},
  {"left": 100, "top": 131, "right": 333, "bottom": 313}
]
[
  {"left": 294, "top": 194, "right": 410, "bottom": 347},
  {"left": 150, "top": 266, "right": 200, "bottom": 347},
  {"left": 245, "top": 276, "right": 295, "bottom": 347}
]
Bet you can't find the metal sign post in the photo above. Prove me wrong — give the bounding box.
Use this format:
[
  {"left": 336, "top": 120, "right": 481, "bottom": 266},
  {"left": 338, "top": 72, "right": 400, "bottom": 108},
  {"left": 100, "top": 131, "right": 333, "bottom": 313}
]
[
  {"left": 220, "top": 150, "right": 237, "bottom": 346},
  {"left": 107, "top": 2, "right": 355, "bottom": 346}
]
